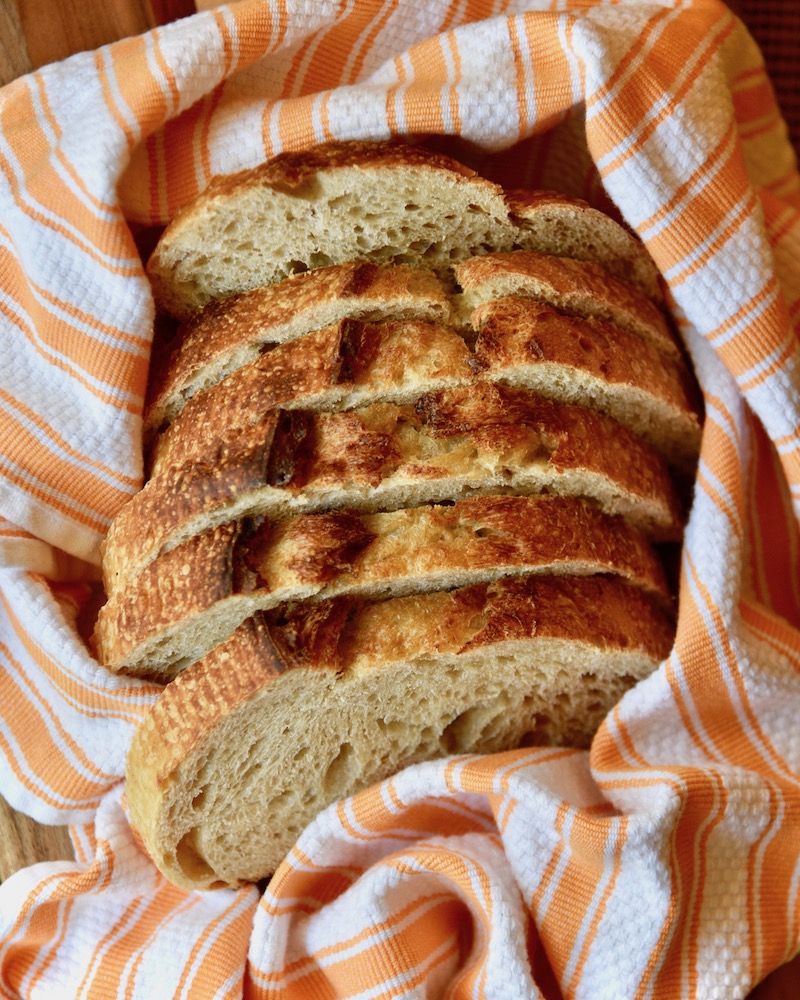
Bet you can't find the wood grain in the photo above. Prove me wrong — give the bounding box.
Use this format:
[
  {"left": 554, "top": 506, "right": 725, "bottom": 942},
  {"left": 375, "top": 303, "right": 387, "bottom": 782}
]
[
  {"left": 0, "top": 0, "right": 32, "bottom": 85},
  {"left": 2, "top": 0, "right": 196, "bottom": 89},
  {"left": 0, "top": 794, "right": 74, "bottom": 880}
]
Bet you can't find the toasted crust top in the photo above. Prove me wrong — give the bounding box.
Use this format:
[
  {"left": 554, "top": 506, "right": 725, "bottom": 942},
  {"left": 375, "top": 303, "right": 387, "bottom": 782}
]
[
  {"left": 455, "top": 250, "right": 678, "bottom": 358},
  {"left": 506, "top": 188, "right": 663, "bottom": 302},
  {"left": 144, "top": 263, "right": 451, "bottom": 435},
  {"left": 94, "top": 494, "right": 673, "bottom": 674},
  {"left": 185, "top": 140, "right": 483, "bottom": 205},
  {"left": 103, "top": 383, "right": 684, "bottom": 594},
  {"left": 148, "top": 318, "right": 477, "bottom": 476}
]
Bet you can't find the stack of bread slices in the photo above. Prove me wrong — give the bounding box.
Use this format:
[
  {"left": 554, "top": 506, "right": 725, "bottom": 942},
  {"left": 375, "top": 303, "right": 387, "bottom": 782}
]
[{"left": 96, "top": 140, "right": 702, "bottom": 890}]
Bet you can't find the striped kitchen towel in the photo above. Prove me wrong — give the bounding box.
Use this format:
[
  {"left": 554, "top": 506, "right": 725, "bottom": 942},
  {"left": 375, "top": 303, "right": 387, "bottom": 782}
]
[{"left": 1, "top": 0, "right": 799, "bottom": 996}]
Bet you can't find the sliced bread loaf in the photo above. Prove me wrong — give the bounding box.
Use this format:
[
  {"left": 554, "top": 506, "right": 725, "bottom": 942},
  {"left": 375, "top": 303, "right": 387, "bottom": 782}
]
[
  {"left": 94, "top": 495, "right": 671, "bottom": 679},
  {"left": 112, "top": 141, "right": 693, "bottom": 893},
  {"left": 102, "top": 383, "right": 684, "bottom": 594},
  {"left": 144, "top": 262, "right": 452, "bottom": 437},
  {"left": 149, "top": 297, "right": 701, "bottom": 479},
  {"left": 125, "top": 574, "right": 675, "bottom": 889}
]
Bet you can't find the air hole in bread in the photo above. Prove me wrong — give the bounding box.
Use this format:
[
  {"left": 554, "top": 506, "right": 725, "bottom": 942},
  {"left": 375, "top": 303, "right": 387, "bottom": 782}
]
[
  {"left": 519, "top": 717, "right": 552, "bottom": 747},
  {"left": 322, "top": 741, "right": 357, "bottom": 796},
  {"left": 308, "top": 253, "right": 334, "bottom": 269},
  {"left": 442, "top": 701, "right": 506, "bottom": 753},
  {"left": 240, "top": 761, "right": 262, "bottom": 783},
  {"left": 175, "top": 828, "right": 222, "bottom": 886},
  {"left": 191, "top": 786, "right": 208, "bottom": 810},
  {"left": 377, "top": 718, "right": 406, "bottom": 737}
]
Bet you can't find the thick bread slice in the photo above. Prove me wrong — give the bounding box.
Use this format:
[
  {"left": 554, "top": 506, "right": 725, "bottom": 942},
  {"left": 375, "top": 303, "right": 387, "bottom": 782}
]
[
  {"left": 94, "top": 495, "right": 672, "bottom": 679},
  {"left": 144, "top": 262, "right": 451, "bottom": 436},
  {"left": 149, "top": 318, "right": 477, "bottom": 476},
  {"left": 101, "top": 384, "right": 684, "bottom": 593},
  {"left": 508, "top": 189, "right": 662, "bottom": 303},
  {"left": 150, "top": 300, "right": 701, "bottom": 478},
  {"left": 146, "top": 140, "right": 665, "bottom": 324},
  {"left": 125, "top": 575, "right": 675, "bottom": 889},
  {"left": 474, "top": 297, "right": 702, "bottom": 472},
  {"left": 146, "top": 141, "right": 515, "bottom": 321},
  {"left": 454, "top": 250, "right": 680, "bottom": 359}
]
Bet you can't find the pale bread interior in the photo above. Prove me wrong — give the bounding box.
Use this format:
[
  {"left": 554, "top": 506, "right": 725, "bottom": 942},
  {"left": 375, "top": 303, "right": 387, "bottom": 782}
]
[
  {"left": 148, "top": 164, "right": 514, "bottom": 319},
  {"left": 149, "top": 640, "right": 657, "bottom": 888}
]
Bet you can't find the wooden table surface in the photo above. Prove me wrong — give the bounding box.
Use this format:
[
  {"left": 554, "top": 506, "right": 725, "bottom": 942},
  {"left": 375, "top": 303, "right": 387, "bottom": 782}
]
[{"left": 1, "top": 1, "right": 798, "bottom": 996}]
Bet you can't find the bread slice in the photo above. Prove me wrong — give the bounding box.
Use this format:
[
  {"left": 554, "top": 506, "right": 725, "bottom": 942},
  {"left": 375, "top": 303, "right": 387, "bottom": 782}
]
[
  {"left": 474, "top": 297, "right": 702, "bottom": 472},
  {"left": 148, "top": 318, "right": 477, "bottom": 476},
  {"left": 101, "top": 384, "right": 684, "bottom": 593},
  {"left": 146, "top": 141, "right": 665, "bottom": 325},
  {"left": 144, "top": 262, "right": 452, "bottom": 437},
  {"left": 508, "top": 189, "right": 662, "bottom": 303},
  {"left": 125, "top": 574, "right": 675, "bottom": 889},
  {"left": 455, "top": 250, "right": 680, "bottom": 359},
  {"left": 150, "top": 297, "right": 701, "bottom": 478},
  {"left": 146, "top": 141, "right": 515, "bottom": 321},
  {"left": 94, "top": 495, "right": 672, "bottom": 679}
]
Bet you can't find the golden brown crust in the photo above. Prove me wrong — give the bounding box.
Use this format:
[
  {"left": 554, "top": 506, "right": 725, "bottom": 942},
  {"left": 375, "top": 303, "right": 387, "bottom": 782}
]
[
  {"left": 103, "top": 384, "right": 684, "bottom": 593},
  {"left": 126, "top": 615, "right": 287, "bottom": 787},
  {"left": 506, "top": 188, "right": 663, "bottom": 303},
  {"left": 204, "top": 140, "right": 482, "bottom": 199},
  {"left": 149, "top": 297, "right": 701, "bottom": 481},
  {"left": 474, "top": 297, "right": 691, "bottom": 406},
  {"left": 455, "top": 250, "right": 678, "bottom": 358},
  {"left": 93, "top": 520, "right": 258, "bottom": 671},
  {"left": 144, "top": 263, "right": 451, "bottom": 436},
  {"left": 149, "top": 318, "right": 476, "bottom": 476},
  {"left": 94, "top": 495, "right": 672, "bottom": 676},
  {"left": 474, "top": 297, "right": 702, "bottom": 467},
  {"left": 325, "top": 574, "right": 676, "bottom": 668}
]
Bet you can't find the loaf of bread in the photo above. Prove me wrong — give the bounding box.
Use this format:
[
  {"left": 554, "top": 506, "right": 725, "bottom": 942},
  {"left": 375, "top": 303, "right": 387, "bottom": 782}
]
[{"left": 98, "top": 139, "right": 703, "bottom": 890}]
